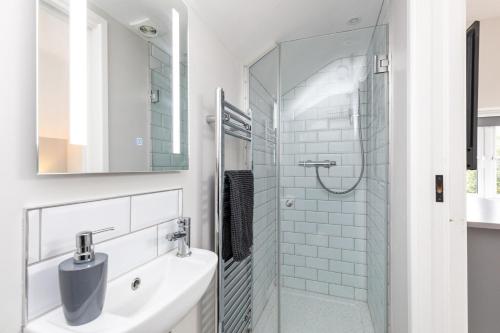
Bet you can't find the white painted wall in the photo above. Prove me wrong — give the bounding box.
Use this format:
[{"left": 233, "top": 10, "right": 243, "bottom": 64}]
[
  {"left": 0, "top": 2, "right": 243, "bottom": 333},
  {"left": 478, "top": 17, "right": 500, "bottom": 112}
]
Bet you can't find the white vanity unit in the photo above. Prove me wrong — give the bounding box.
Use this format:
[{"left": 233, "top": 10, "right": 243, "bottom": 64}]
[
  {"left": 25, "top": 248, "right": 217, "bottom": 333},
  {"left": 22, "top": 189, "right": 217, "bottom": 333},
  {"left": 467, "top": 197, "right": 500, "bottom": 333}
]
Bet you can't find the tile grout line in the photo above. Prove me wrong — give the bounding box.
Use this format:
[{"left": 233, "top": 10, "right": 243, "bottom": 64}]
[
  {"left": 38, "top": 209, "right": 41, "bottom": 263},
  {"left": 129, "top": 196, "right": 132, "bottom": 232},
  {"left": 23, "top": 187, "right": 183, "bottom": 211}
]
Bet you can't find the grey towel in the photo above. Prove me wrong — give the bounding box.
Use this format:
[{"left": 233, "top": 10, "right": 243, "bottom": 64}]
[{"left": 222, "top": 170, "right": 254, "bottom": 262}]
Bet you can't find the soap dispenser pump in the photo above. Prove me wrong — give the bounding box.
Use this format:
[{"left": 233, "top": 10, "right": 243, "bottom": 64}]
[{"left": 58, "top": 227, "right": 113, "bottom": 326}]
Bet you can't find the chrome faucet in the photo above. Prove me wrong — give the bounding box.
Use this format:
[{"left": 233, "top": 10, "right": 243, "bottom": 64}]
[{"left": 166, "top": 217, "right": 191, "bottom": 257}]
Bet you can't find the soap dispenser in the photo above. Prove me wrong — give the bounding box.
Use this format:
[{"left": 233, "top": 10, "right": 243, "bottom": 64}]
[{"left": 58, "top": 227, "right": 113, "bottom": 326}]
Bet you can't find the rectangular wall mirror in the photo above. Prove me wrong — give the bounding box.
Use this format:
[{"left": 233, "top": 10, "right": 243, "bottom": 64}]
[{"left": 37, "top": 0, "right": 188, "bottom": 174}]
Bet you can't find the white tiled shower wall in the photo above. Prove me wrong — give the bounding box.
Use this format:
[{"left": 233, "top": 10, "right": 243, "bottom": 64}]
[
  {"left": 366, "top": 25, "right": 389, "bottom": 333},
  {"left": 25, "top": 189, "right": 182, "bottom": 322},
  {"left": 280, "top": 55, "right": 370, "bottom": 301},
  {"left": 250, "top": 73, "right": 278, "bottom": 329}
]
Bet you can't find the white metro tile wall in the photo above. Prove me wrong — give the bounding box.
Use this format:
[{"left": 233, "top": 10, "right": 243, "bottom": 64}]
[
  {"left": 25, "top": 189, "right": 182, "bottom": 321},
  {"left": 158, "top": 221, "right": 179, "bottom": 255},
  {"left": 131, "top": 190, "right": 181, "bottom": 231},
  {"left": 96, "top": 227, "right": 158, "bottom": 280},
  {"left": 280, "top": 55, "right": 369, "bottom": 302},
  {"left": 40, "top": 198, "right": 130, "bottom": 259}
]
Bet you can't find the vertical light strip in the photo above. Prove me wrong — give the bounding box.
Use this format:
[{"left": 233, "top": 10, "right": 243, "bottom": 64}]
[
  {"left": 171, "top": 8, "right": 181, "bottom": 154},
  {"left": 69, "top": 0, "right": 88, "bottom": 145}
]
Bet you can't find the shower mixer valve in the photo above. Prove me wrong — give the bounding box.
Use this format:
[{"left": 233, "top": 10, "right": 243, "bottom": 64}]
[{"left": 298, "top": 160, "right": 337, "bottom": 168}]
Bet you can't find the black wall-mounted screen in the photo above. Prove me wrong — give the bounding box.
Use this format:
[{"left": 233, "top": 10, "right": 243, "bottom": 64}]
[{"left": 466, "top": 21, "right": 480, "bottom": 170}]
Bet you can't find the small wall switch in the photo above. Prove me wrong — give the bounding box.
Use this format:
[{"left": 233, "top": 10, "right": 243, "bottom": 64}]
[{"left": 435, "top": 175, "right": 444, "bottom": 202}]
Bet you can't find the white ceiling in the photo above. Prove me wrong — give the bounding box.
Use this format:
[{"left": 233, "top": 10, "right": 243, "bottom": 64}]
[
  {"left": 250, "top": 27, "right": 373, "bottom": 97},
  {"left": 467, "top": 0, "right": 500, "bottom": 21},
  {"left": 280, "top": 27, "right": 373, "bottom": 93},
  {"left": 185, "top": 0, "right": 384, "bottom": 64}
]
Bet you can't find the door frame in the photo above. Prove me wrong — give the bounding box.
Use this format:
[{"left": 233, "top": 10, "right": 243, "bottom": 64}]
[{"left": 389, "top": 0, "right": 468, "bottom": 331}]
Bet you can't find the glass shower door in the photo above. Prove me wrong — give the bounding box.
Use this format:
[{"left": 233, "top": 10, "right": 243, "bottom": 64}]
[
  {"left": 249, "top": 48, "right": 280, "bottom": 333},
  {"left": 365, "top": 24, "right": 389, "bottom": 333},
  {"left": 278, "top": 25, "right": 389, "bottom": 333}
]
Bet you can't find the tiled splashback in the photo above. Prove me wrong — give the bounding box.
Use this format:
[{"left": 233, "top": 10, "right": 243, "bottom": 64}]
[{"left": 24, "top": 189, "right": 182, "bottom": 322}]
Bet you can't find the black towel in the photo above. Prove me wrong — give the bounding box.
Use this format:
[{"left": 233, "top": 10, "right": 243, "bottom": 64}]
[{"left": 222, "top": 170, "right": 254, "bottom": 262}]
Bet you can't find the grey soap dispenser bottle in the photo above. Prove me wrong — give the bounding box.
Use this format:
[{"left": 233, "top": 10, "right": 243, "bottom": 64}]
[{"left": 58, "top": 227, "right": 113, "bottom": 326}]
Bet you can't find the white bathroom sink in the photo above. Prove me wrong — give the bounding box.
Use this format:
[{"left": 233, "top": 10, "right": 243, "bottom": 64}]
[{"left": 24, "top": 248, "right": 218, "bottom": 333}]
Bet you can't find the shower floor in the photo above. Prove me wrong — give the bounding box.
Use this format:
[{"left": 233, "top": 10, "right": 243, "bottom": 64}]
[{"left": 280, "top": 288, "right": 374, "bottom": 333}]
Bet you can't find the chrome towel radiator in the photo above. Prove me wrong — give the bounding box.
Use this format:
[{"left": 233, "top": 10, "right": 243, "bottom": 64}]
[{"left": 208, "top": 88, "right": 253, "bottom": 333}]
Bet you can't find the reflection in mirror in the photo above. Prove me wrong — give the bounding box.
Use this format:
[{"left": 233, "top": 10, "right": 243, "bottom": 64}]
[{"left": 37, "top": 0, "right": 188, "bottom": 174}]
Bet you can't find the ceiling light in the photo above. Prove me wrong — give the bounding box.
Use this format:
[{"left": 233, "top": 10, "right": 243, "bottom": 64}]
[
  {"left": 139, "top": 25, "right": 158, "bottom": 37},
  {"left": 347, "top": 17, "right": 361, "bottom": 26}
]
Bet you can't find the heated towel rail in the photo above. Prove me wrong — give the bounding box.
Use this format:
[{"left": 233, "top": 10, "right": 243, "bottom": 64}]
[{"left": 208, "top": 88, "right": 253, "bottom": 333}]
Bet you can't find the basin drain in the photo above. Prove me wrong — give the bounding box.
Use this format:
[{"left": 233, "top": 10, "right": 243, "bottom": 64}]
[{"left": 131, "top": 277, "right": 141, "bottom": 290}]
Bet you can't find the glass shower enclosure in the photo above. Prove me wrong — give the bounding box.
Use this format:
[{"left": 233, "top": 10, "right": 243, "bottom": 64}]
[{"left": 249, "top": 23, "right": 389, "bottom": 333}]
